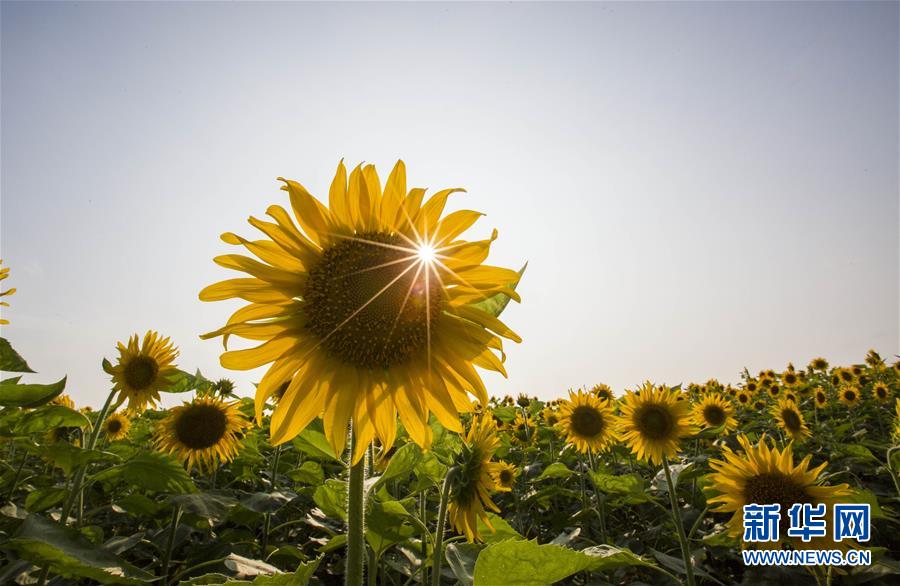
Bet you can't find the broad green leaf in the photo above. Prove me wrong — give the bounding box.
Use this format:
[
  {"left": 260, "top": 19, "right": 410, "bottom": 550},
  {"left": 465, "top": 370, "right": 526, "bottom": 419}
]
[
  {"left": 477, "top": 512, "right": 523, "bottom": 544},
  {"left": 37, "top": 444, "right": 119, "bottom": 475},
  {"left": 92, "top": 452, "right": 196, "bottom": 494},
  {"left": 164, "top": 369, "right": 210, "bottom": 394},
  {"left": 288, "top": 460, "right": 324, "bottom": 485},
  {"left": 169, "top": 492, "right": 237, "bottom": 521},
  {"left": 7, "top": 514, "right": 154, "bottom": 584},
  {"left": 240, "top": 491, "right": 294, "bottom": 514},
  {"left": 580, "top": 544, "right": 661, "bottom": 572},
  {"left": 0, "top": 337, "right": 34, "bottom": 372},
  {"left": 366, "top": 499, "right": 415, "bottom": 557},
  {"left": 535, "top": 462, "right": 573, "bottom": 481},
  {"left": 470, "top": 263, "right": 526, "bottom": 318},
  {"left": 589, "top": 471, "right": 650, "bottom": 503},
  {"left": 14, "top": 405, "right": 89, "bottom": 434},
  {"left": 113, "top": 494, "right": 164, "bottom": 517},
  {"left": 376, "top": 443, "right": 421, "bottom": 486},
  {"left": 24, "top": 487, "right": 67, "bottom": 512},
  {"left": 445, "top": 543, "right": 483, "bottom": 586},
  {"left": 0, "top": 376, "right": 67, "bottom": 408},
  {"left": 848, "top": 488, "right": 887, "bottom": 519},
  {"left": 292, "top": 427, "right": 339, "bottom": 462},
  {"left": 313, "top": 479, "right": 347, "bottom": 521}
]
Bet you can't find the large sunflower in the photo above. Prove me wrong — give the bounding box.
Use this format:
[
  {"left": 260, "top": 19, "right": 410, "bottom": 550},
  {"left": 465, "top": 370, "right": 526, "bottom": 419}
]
[
  {"left": 708, "top": 435, "right": 850, "bottom": 549},
  {"left": 0, "top": 259, "right": 14, "bottom": 325},
  {"left": 617, "top": 383, "right": 697, "bottom": 465},
  {"left": 691, "top": 393, "right": 737, "bottom": 434},
  {"left": 102, "top": 412, "right": 131, "bottom": 441},
  {"left": 155, "top": 396, "right": 250, "bottom": 473},
  {"left": 558, "top": 389, "right": 616, "bottom": 453},
  {"left": 770, "top": 399, "right": 810, "bottom": 442},
  {"left": 448, "top": 415, "right": 503, "bottom": 542},
  {"left": 109, "top": 332, "right": 179, "bottom": 412},
  {"left": 200, "top": 161, "right": 521, "bottom": 463}
]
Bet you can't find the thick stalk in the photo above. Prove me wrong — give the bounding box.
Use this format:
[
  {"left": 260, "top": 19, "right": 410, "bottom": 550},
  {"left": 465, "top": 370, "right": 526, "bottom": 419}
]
[
  {"left": 663, "top": 456, "right": 696, "bottom": 586},
  {"left": 431, "top": 467, "right": 459, "bottom": 586},
  {"left": 346, "top": 424, "right": 367, "bottom": 586}
]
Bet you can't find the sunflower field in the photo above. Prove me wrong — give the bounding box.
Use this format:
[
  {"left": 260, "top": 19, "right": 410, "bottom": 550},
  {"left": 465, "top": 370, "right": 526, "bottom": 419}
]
[{"left": 1, "top": 164, "right": 899, "bottom": 586}]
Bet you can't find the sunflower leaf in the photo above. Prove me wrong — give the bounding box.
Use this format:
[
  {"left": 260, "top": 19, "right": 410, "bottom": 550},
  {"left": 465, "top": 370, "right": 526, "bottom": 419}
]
[
  {"left": 0, "top": 337, "right": 34, "bottom": 373},
  {"left": 14, "top": 405, "right": 89, "bottom": 434},
  {"left": 469, "top": 262, "right": 526, "bottom": 318},
  {"left": 0, "top": 376, "right": 67, "bottom": 408},
  {"left": 91, "top": 452, "right": 196, "bottom": 494}
]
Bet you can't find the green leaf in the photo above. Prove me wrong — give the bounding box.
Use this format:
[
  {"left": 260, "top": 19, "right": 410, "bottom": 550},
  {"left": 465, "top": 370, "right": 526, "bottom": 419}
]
[
  {"left": 7, "top": 514, "right": 154, "bottom": 584},
  {"left": 92, "top": 452, "right": 196, "bottom": 494},
  {"left": 445, "top": 543, "right": 482, "bottom": 586},
  {"left": 288, "top": 460, "right": 324, "bottom": 485},
  {"left": 14, "top": 405, "right": 89, "bottom": 434},
  {"left": 580, "top": 544, "right": 661, "bottom": 572},
  {"left": 477, "top": 512, "right": 523, "bottom": 544},
  {"left": 469, "top": 263, "right": 526, "bottom": 318},
  {"left": 164, "top": 369, "right": 210, "bottom": 394},
  {"left": 848, "top": 488, "right": 887, "bottom": 519},
  {"left": 36, "top": 444, "right": 119, "bottom": 476},
  {"left": 589, "top": 471, "right": 650, "bottom": 504},
  {"left": 240, "top": 491, "right": 294, "bottom": 514},
  {"left": 376, "top": 443, "right": 421, "bottom": 487},
  {"left": 0, "top": 337, "right": 34, "bottom": 372},
  {"left": 292, "top": 427, "right": 339, "bottom": 462},
  {"left": 535, "top": 462, "right": 573, "bottom": 481},
  {"left": 24, "top": 487, "right": 68, "bottom": 512},
  {"left": 113, "top": 494, "right": 164, "bottom": 518},
  {"left": 0, "top": 376, "right": 67, "bottom": 408},
  {"left": 169, "top": 492, "right": 237, "bottom": 521},
  {"left": 313, "top": 479, "right": 347, "bottom": 521},
  {"left": 366, "top": 499, "right": 415, "bottom": 557}
]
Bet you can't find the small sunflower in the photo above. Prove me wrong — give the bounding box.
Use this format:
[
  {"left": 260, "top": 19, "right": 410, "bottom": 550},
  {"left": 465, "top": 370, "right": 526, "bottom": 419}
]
[
  {"left": 783, "top": 390, "right": 798, "bottom": 404},
  {"left": 156, "top": 396, "right": 250, "bottom": 473},
  {"left": 590, "top": 383, "right": 615, "bottom": 402},
  {"left": 708, "top": 435, "right": 850, "bottom": 549},
  {"left": 510, "top": 412, "right": 533, "bottom": 444},
  {"left": 766, "top": 384, "right": 781, "bottom": 399},
  {"left": 839, "top": 386, "right": 861, "bottom": 407},
  {"left": 617, "top": 383, "right": 697, "bottom": 465},
  {"left": 448, "top": 415, "right": 503, "bottom": 542},
  {"left": 771, "top": 399, "right": 810, "bottom": 441},
  {"left": 516, "top": 394, "right": 531, "bottom": 408},
  {"left": 835, "top": 367, "right": 856, "bottom": 385},
  {"left": 813, "top": 387, "right": 828, "bottom": 408},
  {"left": 781, "top": 371, "right": 800, "bottom": 388},
  {"left": 753, "top": 399, "right": 767, "bottom": 411},
  {"left": 735, "top": 390, "right": 752, "bottom": 408},
  {"left": 557, "top": 389, "right": 616, "bottom": 453},
  {"left": 865, "top": 349, "right": 883, "bottom": 367},
  {"left": 103, "top": 412, "right": 131, "bottom": 441},
  {"left": 211, "top": 378, "right": 236, "bottom": 397},
  {"left": 744, "top": 380, "right": 759, "bottom": 395},
  {"left": 691, "top": 393, "right": 737, "bottom": 434},
  {"left": 541, "top": 406, "right": 559, "bottom": 427},
  {"left": 0, "top": 259, "right": 14, "bottom": 325},
  {"left": 109, "top": 331, "right": 179, "bottom": 412},
  {"left": 872, "top": 382, "right": 891, "bottom": 403},
  {"left": 809, "top": 357, "right": 829, "bottom": 371},
  {"left": 50, "top": 394, "right": 76, "bottom": 410},
  {"left": 491, "top": 461, "right": 517, "bottom": 491}
]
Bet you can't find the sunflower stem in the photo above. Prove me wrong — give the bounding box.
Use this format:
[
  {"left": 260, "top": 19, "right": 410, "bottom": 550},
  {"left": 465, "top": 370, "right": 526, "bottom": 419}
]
[
  {"left": 432, "top": 466, "right": 459, "bottom": 586},
  {"left": 663, "top": 456, "right": 696, "bottom": 586},
  {"left": 346, "top": 424, "right": 367, "bottom": 586},
  {"left": 886, "top": 446, "right": 900, "bottom": 499},
  {"left": 161, "top": 504, "right": 183, "bottom": 582}
]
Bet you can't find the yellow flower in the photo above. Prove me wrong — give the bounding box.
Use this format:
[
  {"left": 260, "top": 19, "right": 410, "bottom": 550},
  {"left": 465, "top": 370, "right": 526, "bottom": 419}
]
[
  {"left": 491, "top": 461, "right": 518, "bottom": 491},
  {"left": 102, "top": 412, "right": 131, "bottom": 441},
  {"left": 781, "top": 370, "right": 800, "bottom": 388},
  {"left": 541, "top": 406, "right": 559, "bottom": 427},
  {"left": 872, "top": 382, "right": 891, "bottom": 404},
  {"left": 744, "top": 380, "right": 759, "bottom": 395},
  {"left": 813, "top": 387, "right": 828, "bottom": 408},
  {"left": 735, "top": 390, "right": 752, "bottom": 408},
  {"left": 557, "top": 389, "right": 616, "bottom": 453},
  {"left": 808, "top": 357, "right": 829, "bottom": 371},
  {"left": 617, "top": 383, "right": 697, "bottom": 465},
  {"left": 155, "top": 396, "right": 250, "bottom": 473},
  {"left": 109, "top": 332, "right": 179, "bottom": 412},
  {"left": 691, "top": 393, "right": 737, "bottom": 434},
  {"left": 839, "top": 386, "right": 861, "bottom": 407},
  {"left": 708, "top": 435, "right": 850, "bottom": 549},
  {"left": 199, "top": 161, "right": 521, "bottom": 463},
  {"left": 510, "top": 412, "right": 534, "bottom": 445},
  {"left": 448, "top": 415, "right": 503, "bottom": 542},
  {"left": 590, "top": 383, "right": 614, "bottom": 402},
  {"left": 834, "top": 367, "right": 856, "bottom": 386},
  {"left": 50, "top": 394, "right": 75, "bottom": 410},
  {"left": 766, "top": 384, "right": 781, "bottom": 399},
  {"left": 0, "top": 259, "right": 15, "bottom": 325},
  {"left": 771, "top": 399, "right": 810, "bottom": 442}
]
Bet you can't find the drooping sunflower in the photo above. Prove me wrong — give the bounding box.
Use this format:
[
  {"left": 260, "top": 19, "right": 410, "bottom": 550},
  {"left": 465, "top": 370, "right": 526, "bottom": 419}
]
[
  {"left": 771, "top": 399, "right": 810, "bottom": 441},
  {"left": 0, "top": 259, "right": 14, "bottom": 325},
  {"left": 808, "top": 357, "right": 829, "bottom": 371},
  {"left": 155, "top": 396, "right": 250, "bottom": 473},
  {"left": 839, "top": 386, "right": 861, "bottom": 407},
  {"left": 691, "top": 393, "right": 737, "bottom": 434},
  {"left": 557, "top": 389, "right": 616, "bottom": 453},
  {"left": 102, "top": 412, "right": 131, "bottom": 441},
  {"left": 448, "top": 415, "right": 503, "bottom": 542},
  {"left": 109, "top": 332, "right": 179, "bottom": 412},
  {"left": 872, "top": 382, "right": 891, "bottom": 403},
  {"left": 708, "top": 435, "right": 850, "bottom": 549},
  {"left": 617, "top": 383, "right": 697, "bottom": 465},
  {"left": 492, "top": 461, "right": 518, "bottom": 491},
  {"left": 813, "top": 387, "right": 828, "bottom": 408},
  {"left": 199, "top": 161, "right": 521, "bottom": 463}
]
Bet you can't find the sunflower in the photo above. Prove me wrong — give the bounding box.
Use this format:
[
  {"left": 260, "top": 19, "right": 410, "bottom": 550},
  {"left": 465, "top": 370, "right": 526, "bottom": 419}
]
[
  {"left": 744, "top": 380, "right": 759, "bottom": 395},
  {"left": 813, "top": 387, "right": 828, "bottom": 408},
  {"left": 783, "top": 390, "right": 798, "bottom": 404},
  {"left": 448, "top": 415, "right": 503, "bottom": 542},
  {"left": 102, "top": 412, "right": 131, "bottom": 441},
  {"left": 590, "top": 383, "right": 614, "bottom": 402},
  {"left": 872, "top": 382, "right": 891, "bottom": 403},
  {"left": 557, "top": 389, "right": 616, "bottom": 453},
  {"left": 809, "top": 357, "right": 829, "bottom": 371},
  {"left": 0, "top": 259, "right": 14, "bottom": 325},
  {"left": 510, "top": 412, "right": 533, "bottom": 444},
  {"left": 541, "top": 406, "right": 559, "bottom": 427},
  {"left": 735, "top": 390, "right": 752, "bottom": 408},
  {"left": 50, "top": 394, "right": 75, "bottom": 410},
  {"left": 109, "top": 332, "right": 179, "bottom": 412},
  {"left": 155, "top": 396, "right": 250, "bottom": 473},
  {"left": 753, "top": 399, "right": 767, "bottom": 411},
  {"left": 892, "top": 361, "right": 900, "bottom": 376},
  {"left": 781, "top": 370, "right": 800, "bottom": 388},
  {"left": 839, "top": 386, "right": 861, "bottom": 407},
  {"left": 835, "top": 367, "right": 856, "bottom": 385},
  {"left": 771, "top": 399, "right": 810, "bottom": 441},
  {"left": 691, "top": 393, "right": 737, "bottom": 434},
  {"left": 708, "top": 435, "right": 850, "bottom": 549},
  {"left": 516, "top": 394, "right": 531, "bottom": 408},
  {"left": 199, "top": 161, "right": 521, "bottom": 463},
  {"left": 617, "top": 383, "right": 696, "bottom": 465},
  {"left": 492, "top": 461, "right": 518, "bottom": 491},
  {"left": 766, "top": 384, "right": 781, "bottom": 399}
]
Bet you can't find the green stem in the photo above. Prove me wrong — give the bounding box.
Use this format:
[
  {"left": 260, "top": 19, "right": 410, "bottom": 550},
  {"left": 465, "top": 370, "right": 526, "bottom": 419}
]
[
  {"left": 663, "top": 456, "right": 696, "bottom": 586},
  {"left": 431, "top": 466, "right": 459, "bottom": 586},
  {"left": 161, "top": 505, "right": 183, "bottom": 582},
  {"left": 346, "top": 424, "right": 367, "bottom": 586},
  {"left": 5, "top": 450, "right": 28, "bottom": 501},
  {"left": 419, "top": 489, "right": 429, "bottom": 584},
  {"left": 687, "top": 505, "right": 708, "bottom": 541},
  {"left": 886, "top": 446, "right": 900, "bottom": 500}
]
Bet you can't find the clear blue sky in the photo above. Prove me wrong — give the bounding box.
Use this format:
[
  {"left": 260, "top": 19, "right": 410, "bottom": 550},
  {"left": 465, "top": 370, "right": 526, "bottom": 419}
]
[{"left": 2, "top": 1, "right": 898, "bottom": 408}]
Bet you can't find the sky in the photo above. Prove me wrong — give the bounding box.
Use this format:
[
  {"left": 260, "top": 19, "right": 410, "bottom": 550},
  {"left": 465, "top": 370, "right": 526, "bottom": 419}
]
[{"left": 1, "top": 1, "right": 898, "bottom": 409}]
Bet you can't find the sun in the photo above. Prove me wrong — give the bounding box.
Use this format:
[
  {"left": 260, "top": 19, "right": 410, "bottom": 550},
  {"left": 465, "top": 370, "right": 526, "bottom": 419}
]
[{"left": 416, "top": 242, "right": 437, "bottom": 263}]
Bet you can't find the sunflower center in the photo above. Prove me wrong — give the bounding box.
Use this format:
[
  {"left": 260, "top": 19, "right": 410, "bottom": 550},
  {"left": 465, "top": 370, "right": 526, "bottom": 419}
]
[
  {"left": 876, "top": 387, "right": 886, "bottom": 399},
  {"left": 634, "top": 403, "right": 674, "bottom": 440},
  {"left": 499, "top": 469, "right": 513, "bottom": 485},
  {"left": 844, "top": 390, "right": 856, "bottom": 401},
  {"left": 303, "top": 232, "right": 443, "bottom": 370},
  {"left": 174, "top": 404, "right": 228, "bottom": 450},
  {"left": 743, "top": 473, "right": 811, "bottom": 530},
  {"left": 569, "top": 405, "right": 606, "bottom": 437},
  {"left": 107, "top": 419, "right": 122, "bottom": 433},
  {"left": 781, "top": 408, "right": 802, "bottom": 432},
  {"left": 738, "top": 394, "right": 749, "bottom": 404},
  {"left": 702, "top": 405, "right": 726, "bottom": 426},
  {"left": 123, "top": 355, "right": 159, "bottom": 390}
]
